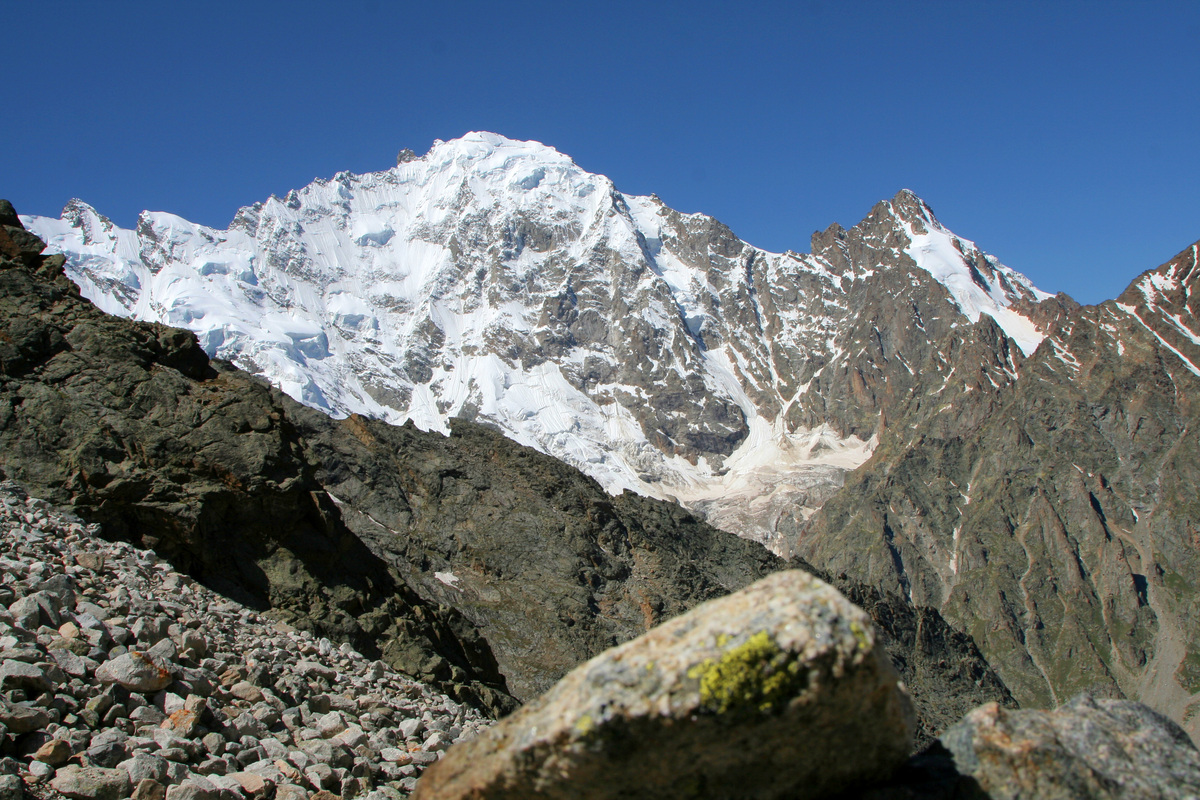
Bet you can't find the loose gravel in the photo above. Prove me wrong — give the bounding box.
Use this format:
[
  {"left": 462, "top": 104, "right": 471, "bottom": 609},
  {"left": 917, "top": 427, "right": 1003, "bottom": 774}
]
[{"left": 0, "top": 482, "right": 490, "bottom": 800}]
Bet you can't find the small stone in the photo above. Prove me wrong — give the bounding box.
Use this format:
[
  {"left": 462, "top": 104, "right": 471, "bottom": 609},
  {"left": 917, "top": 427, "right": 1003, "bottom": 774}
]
[
  {"left": 228, "top": 772, "right": 274, "bottom": 798},
  {"left": 161, "top": 707, "right": 203, "bottom": 739},
  {"left": 49, "top": 648, "right": 95, "bottom": 677},
  {"left": 34, "top": 738, "right": 73, "bottom": 767},
  {"left": 145, "top": 639, "right": 177, "bottom": 664},
  {"left": 305, "top": 764, "right": 336, "bottom": 790},
  {"left": 130, "top": 618, "right": 169, "bottom": 648},
  {"left": 0, "top": 660, "right": 53, "bottom": 693},
  {"left": 202, "top": 733, "right": 226, "bottom": 756},
  {"left": 74, "top": 554, "right": 106, "bottom": 573},
  {"left": 229, "top": 681, "right": 263, "bottom": 703},
  {"left": 178, "top": 632, "right": 207, "bottom": 661},
  {"left": 59, "top": 621, "right": 81, "bottom": 640},
  {"left": 230, "top": 710, "right": 268, "bottom": 739},
  {"left": 333, "top": 726, "right": 367, "bottom": 749},
  {"left": 28, "top": 761, "right": 56, "bottom": 780},
  {"left": 315, "top": 712, "right": 346, "bottom": 739},
  {"left": 131, "top": 778, "right": 166, "bottom": 800},
  {"left": 275, "top": 784, "right": 309, "bottom": 800},
  {"left": 274, "top": 761, "right": 304, "bottom": 786},
  {"left": 297, "top": 662, "right": 336, "bottom": 681},
  {"left": 51, "top": 765, "right": 132, "bottom": 800},
  {"left": 0, "top": 774, "right": 23, "bottom": 800},
  {"left": 378, "top": 749, "right": 411, "bottom": 765},
  {"left": 86, "top": 740, "right": 129, "bottom": 769},
  {"left": 165, "top": 777, "right": 220, "bottom": 800},
  {"left": 260, "top": 739, "right": 288, "bottom": 760},
  {"left": 300, "top": 740, "right": 335, "bottom": 766},
  {"left": 119, "top": 753, "right": 169, "bottom": 785},
  {"left": 130, "top": 705, "right": 166, "bottom": 725},
  {"left": 217, "top": 668, "right": 244, "bottom": 688},
  {"left": 0, "top": 700, "right": 51, "bottom": 733}
]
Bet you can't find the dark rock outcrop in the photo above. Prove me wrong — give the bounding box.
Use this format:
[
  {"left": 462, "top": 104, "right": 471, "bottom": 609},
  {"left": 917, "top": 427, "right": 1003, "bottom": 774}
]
[
  {"left": 0, "top": 200, "right": 514, "bottom": 713},
  {"left": 294, "top": 410, "right": 781, "bottom": 702}
]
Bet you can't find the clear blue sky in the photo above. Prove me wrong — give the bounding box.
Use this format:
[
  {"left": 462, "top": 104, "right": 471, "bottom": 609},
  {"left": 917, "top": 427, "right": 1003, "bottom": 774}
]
[{"left": 4, "top": 1, "right": 1197, "bottom": 304}]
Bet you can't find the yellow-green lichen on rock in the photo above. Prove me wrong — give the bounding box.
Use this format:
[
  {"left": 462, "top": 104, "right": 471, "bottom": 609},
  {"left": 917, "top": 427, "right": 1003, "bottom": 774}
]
[{"left": 689, "top": 630, "right": 806, "bottom": 714}]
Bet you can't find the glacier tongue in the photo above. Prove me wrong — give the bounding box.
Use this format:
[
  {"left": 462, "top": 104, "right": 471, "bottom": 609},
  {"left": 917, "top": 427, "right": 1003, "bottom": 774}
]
[{"left": 22, "top": 133, "right": 1049, "bottom": 550}]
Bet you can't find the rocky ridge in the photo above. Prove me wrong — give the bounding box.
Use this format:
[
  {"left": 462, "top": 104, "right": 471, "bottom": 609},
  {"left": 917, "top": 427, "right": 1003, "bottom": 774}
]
[
  {"left": 0, "top": 481, "right": 485, "bottom": 800},
  {"left": 799, "top": 240, "right": 1200, "bottom": 737}
]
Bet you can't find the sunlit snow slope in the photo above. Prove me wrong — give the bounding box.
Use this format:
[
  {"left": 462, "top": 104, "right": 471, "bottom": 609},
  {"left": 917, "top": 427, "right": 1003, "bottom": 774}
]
[{"left": 25, "top": 132, "right": 1050, "bottom": 550}]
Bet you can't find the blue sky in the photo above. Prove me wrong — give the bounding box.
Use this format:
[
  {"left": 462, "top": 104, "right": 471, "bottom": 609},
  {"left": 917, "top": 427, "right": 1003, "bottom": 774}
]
[{"left": 4, "top": 1, "right": 1197, "bottom": 304}]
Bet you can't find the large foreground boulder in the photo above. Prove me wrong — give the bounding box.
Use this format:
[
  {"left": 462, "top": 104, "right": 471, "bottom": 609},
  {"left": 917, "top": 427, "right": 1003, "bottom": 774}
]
[{"left": 414, "top": 570, "right": 915, "bottom": 800}]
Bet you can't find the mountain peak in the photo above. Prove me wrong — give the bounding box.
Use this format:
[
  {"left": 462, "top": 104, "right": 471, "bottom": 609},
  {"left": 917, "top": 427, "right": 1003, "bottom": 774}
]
[
  {"left": 885, "top": 189, "right": 940, "bottom": 231},
  {"left": 422, "top": 132, "right": 574, "bottom": 169}
]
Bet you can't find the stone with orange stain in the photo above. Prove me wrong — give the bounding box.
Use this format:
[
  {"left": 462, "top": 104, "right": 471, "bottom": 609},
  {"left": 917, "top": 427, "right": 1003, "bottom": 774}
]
[{"left": 95, "top": 651, "right": 174, "bottom": 693}]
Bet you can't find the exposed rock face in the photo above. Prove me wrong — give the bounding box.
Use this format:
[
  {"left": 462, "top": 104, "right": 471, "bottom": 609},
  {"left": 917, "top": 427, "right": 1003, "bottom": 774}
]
[
  {"left": 414, "top": 571, "right": 915, "bottom": 800},
  {"left": 799, "top": 241, "right": 1200, "bottom": 738},
  {"left": 821, "top": 574, "right": 1017, "bottom": 749}
]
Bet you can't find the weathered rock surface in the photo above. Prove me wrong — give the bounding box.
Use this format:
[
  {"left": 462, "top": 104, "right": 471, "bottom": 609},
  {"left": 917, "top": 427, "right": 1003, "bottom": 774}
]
[
  {"left": 96, "top": 652, "right": 175, "bottom": 693},
  {"left": 943, "top": 695, "right": 1200, "bottom": 799},
  {"left": 414, "top": 570, "right": 915, "bottom": 800},
  {"left": 859, "top": 694, "right": 1200, "bottom": 799},
  {"left": 51, "top": 766, "right": 133, "bottom": 800}
]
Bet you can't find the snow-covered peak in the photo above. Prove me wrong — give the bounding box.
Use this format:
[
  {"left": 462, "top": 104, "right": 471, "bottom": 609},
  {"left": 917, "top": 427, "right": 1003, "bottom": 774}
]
[
  {"left": 425, "top": 131, "right": 575, "bottom": 167},
  {"left": 876, "top": 190, "right": 1051, "bottom": 355}
]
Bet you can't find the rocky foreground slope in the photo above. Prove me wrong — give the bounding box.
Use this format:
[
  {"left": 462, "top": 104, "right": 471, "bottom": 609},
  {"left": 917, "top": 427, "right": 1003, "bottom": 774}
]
[{"left": 0, "top": 481, "right": 485, "bottom": 799}]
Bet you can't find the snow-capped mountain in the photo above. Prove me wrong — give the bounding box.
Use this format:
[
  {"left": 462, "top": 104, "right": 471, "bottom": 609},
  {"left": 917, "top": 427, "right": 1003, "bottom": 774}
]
[{"left": 23, "top": 132, "right": 1049, "bottom": 549}]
